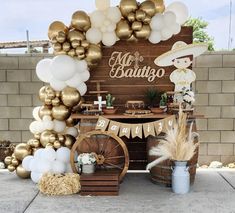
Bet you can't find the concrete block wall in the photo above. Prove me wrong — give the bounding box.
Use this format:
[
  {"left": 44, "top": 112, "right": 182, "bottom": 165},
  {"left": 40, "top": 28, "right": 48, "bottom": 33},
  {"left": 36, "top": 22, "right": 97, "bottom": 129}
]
[
  {"left": 0, "top": 52, "right": 235, "bottom": 165},
  {"left": 194, "top": 51, "right": 235, "bottom": 165}
]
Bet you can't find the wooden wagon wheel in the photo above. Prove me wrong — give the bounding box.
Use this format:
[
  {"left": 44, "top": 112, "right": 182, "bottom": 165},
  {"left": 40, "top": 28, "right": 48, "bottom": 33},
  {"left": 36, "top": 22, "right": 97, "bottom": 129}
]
[{"left": 70, "top": 130, "right": 129, "bottom": 181}]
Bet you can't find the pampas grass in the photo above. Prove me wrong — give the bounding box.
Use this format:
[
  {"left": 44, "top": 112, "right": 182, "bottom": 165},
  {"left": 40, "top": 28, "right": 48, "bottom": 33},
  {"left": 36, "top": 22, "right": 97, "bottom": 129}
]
[{"left": 147, "top": 106, "right": 199, "bottom": 170}]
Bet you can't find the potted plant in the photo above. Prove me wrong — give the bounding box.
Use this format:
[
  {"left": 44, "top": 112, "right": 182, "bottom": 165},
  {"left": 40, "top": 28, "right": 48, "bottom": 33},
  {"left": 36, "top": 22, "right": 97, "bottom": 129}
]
[
  {"left": 145, "top": 88, "right": 164, "bottom": 114},
  {"left": 77, "top": 153, "right": 97, "bottom": 174},
  {"left": 159, "top": 93, "right": 167, "bottom": 110},
  {"left": 103, "top": 94, "right": 117, "bottom": 114},
  {"left": 146, "top": 106, "right": 199, "bottom": 194}
]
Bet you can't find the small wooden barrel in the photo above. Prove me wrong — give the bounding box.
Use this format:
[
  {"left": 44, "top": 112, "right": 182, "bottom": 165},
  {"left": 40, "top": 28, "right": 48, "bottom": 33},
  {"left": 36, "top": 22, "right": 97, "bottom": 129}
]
[{"left": 147, "top": 119, "right": 199, "bottom": 186}]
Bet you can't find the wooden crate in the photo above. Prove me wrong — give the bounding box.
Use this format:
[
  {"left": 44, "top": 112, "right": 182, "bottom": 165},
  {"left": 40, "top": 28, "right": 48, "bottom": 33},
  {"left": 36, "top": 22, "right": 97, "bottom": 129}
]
[{"left": 80, "top": 170, "right": 120, "bottom": 196}]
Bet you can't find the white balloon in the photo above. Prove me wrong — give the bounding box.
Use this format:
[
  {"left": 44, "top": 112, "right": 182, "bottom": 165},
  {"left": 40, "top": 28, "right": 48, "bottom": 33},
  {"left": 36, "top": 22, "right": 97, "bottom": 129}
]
[
  {"left": 66, "top": 127, "right": 79, "bottom": 138},
  {"left": 170, "top": 23, "right": 181, "bottom": 35},
  {"left": 56, "top": 147, "right": 71, "bottom": 163},
  {"left": 43, "top": 120, "right": 54, "bottom": 130},
  {"left": 53, "top": 120, "right": 66, "bottom": 133},
  {"left": 161, "top": 28, "right": 173, "bottom": 40},
  {"left": 34, "top": 148, "right": 44, "bottom": 160},
  {"left": 32, "top": 107, "right": 41, "bottom": 121},
  {"left": 37, "top": 160, "right": 52, "bottom": 173},
  {"left": 86, "top": 28, "right": 102, "bottom": 44},
  {"left": 106, "top": 23, "right": 116, "bottom": 32},
  {"left": 66, "top": 73, "right": 83, "bottom": 88},
  {"left": 80, "top": 70, "right": 90, "bottom": 82},
  {"left": 166, "top": 2, "right": 189, "bottom": 25},
  {"left": 150, "top": 14, "right": 164, "bottom": 31},
  {"left": 22, "top": 156, "right": 33, "bottom": 171},
  {"left": 106, "top": 7, "right": 122, "bottom": 23},
  {"left": 41, "top": 148, "right": 56, "bottom": 162},
  {"left": 29, "top": 121, "right": 42, "bottom": 134},
  {"left": 163, "top": 11, "right": 176, "bottom": 26},
  {"left": 50, "top": 78, "right": 67, "bottom": 91},
  {"left": 90, "top": 10, "right": 106, "bottom": 28},
  {"left": 95, "top": 0, "right": 110, "bottom": 11},
  {"left": 77, "top": 82, "right": 87, "bottom": 96},
  {"left": 29, "top": 158, "right": 38, "bottom": 172},
  {"left": 50, "top": 55, "right": 76, "bottom": 81},
  {"left": 52, "top": 160, "right": 66, "bottom": 174},
  {"left": 148, "top": 31, "right": 162, "bottom": 44},
  {"left": 65, "top": 163, "right": 73, "bottom": 173},
  {"left": 100, "top": 26, "right": 107, "bottom": 33},
  {"left": 76, "top": 60, "right": 88, "bottom": 72},
  {"left": 42, "top": 115, "right": 52, "bottom": 121},
  {"left": 31, "top": 172, "right": 42, "bottom": 183},
  {"left": 102, "top": 32, "right": 117, "bottom": 46},
  {"left": 36, "top": 59, "right": 53, "bottom": 83}
]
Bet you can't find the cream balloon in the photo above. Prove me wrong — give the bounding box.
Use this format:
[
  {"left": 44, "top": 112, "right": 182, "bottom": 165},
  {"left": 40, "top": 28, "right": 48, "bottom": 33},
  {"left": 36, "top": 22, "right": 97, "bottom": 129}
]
[
  {"left": 102, "top": 32, "right": 117, "bottom": 46},
  {"left": 80, "top": 70, "right": 90, "bottom": 82},
  {"left": 66, "top": 73, "right": 83, "bottom": 88},
  {"left": 161, "top": 28, "right": 172, "bottom": 40},
  {"left": 150, "top": 14, "right": 164, "bottom": 30},
  {"left": 149, "top": 31, "right": 162, "bottom": 44},
  {"left": 36, "top": 59, "right": 53, "bottom": 83},
  {"left": 77, "top": 82, "right": 87, "bottom": 96},
  {"left": 166, "top": 2, "right": 189, "bottom": 25},
  {"left": 53, "top": 120, "right": 66, "bottom": 133},
  {"left": 65, "top": 127, "right": 79, "bottom": 138},
  {"left": 95, "top": 0, "right": 110, "bottom": 10},
  {"left": 171, "top": 23, "right": 181, "bottom": 35},
  {"left": 76, "top": 60, "right": 88, "bottom": 72},
  {"left": 86, "top": 28, "right": 102, "bottom": 44},
  {"left": 32, "top": 107, "right": 41, "bottom": 121},
  {"left": 50, "top": 78, "right": 67, "bottom": 91},
  {"left": 163, "top": 11, "right": 176, "bottom": 26},
  {"left": 106, "top": 7, "right": 122, "bottom": 23},
  {"left": 90, "top": 10, "right": 106, "bottom": 28}
]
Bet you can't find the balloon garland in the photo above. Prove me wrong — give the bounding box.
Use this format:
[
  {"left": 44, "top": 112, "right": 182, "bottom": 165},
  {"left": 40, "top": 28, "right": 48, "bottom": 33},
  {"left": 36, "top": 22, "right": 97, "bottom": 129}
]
[{"left": 4, "top": 0, "right": 189, "bottom": 182}]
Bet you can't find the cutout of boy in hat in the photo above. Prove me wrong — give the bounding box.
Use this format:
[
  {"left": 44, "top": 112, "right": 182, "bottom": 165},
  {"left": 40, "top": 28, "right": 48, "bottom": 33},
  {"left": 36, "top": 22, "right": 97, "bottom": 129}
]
[{"left": 154, "top": 41, "right": 208, "bottom": 102}]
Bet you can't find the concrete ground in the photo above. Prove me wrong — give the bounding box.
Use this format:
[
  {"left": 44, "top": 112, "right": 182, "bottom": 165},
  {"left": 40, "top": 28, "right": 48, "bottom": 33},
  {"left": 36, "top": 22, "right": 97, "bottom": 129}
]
[{"left": 1, "top": 169, "right": 235, "bottom": 213}]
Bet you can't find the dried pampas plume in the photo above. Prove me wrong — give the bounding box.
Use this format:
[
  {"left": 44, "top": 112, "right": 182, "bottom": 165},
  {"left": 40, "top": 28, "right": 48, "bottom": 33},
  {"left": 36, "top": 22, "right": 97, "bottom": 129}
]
[
  {"left": 147, "top": 105, "right": 199, "bottom": 170},
  {"left": 38, "top": 173, "right": 81, "bottom": 196}
]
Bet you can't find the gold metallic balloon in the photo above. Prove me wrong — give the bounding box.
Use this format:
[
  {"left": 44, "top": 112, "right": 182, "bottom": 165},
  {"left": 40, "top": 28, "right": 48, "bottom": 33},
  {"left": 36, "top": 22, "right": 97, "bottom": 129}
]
[
  {"left": 46, "top": 143, "right": 54, "bottom": 149},
  {"left": 16, "top": 164, "right": 30, "bottom": 179},
  {"left": 63, "top": 42, "right": 71, "bottom": 52},
  {"left": 28, "top": 139, "right": 40, "bottom": 148},
  {"left": 68, "top": 29, "right": 85, "bottom": 42},
  {"left": 68, "top": 49, "right": 76, "bottom": 57},
  {"left": 143, "top": 15, "right": 151, "bottom": 24},
  {"left": 34, "top": 133, "right": 41, "bottom": 140},
  {"left": 53, "top": 141, "right": 62, "bottom": 149},
  {"left": 52, "top": 97, "right": 61, "bottom": 106},
  {"left": 8, "top": 164, "right": 16, "bottom": 172},
  {"left": 52, "top": 105, "right": 71, "bottom": 121},
  {"left": 61, "top": 87, "right": 81, "bottom": 108},
  {"left": 116, "top": 20, "right": 133, "bottom": 40},
  {"left": 71, "top": 40, "right": 80, "bottom": 49},
  {"left": 76, "top": 46, "right": 85, "bottom": 55},
  {"left": 135, "top": 10, "right": 146, "bottom": 22},
  {"left": 149, "top": 0, "right": 165, "bottom": 13},
  {"left": 64, "top": 135, "right": 76, "bottom": 148},
  {"left": 127, "top": 34, "right": 138, "bottom": 42},
  {"left": 71, "top": 11, "right": 91, "bottom": 32},
  {"left": 51, "top": 37, "right": 58, "bottom": 44},
  {"left": 40, "top": 130, "right": 56, "bottom": 147},
  {"left": 120, "top": 0, "right": 138, "bottom": 17},
  {"left": 53, "top": 43, "right": 62, "bottom": 52},
  {"left": 45, "top": 87, "right": 56, "bottom": 99},
  {"left": 81, "top": 40, "right": 89, "bottom": 48},
  {"left": 127, "top": 12, "right": 136, "bottom": 23},
  {"left": 4, "top": 156, "right": 12, "bottom": 165},
  {"left": 72, "top": 97, "right": 85, "bottom": 113},
  {"left": 14, "top": 143, "right": 32, "bottom": 161},
  {"left": 85, "top": 44, "right": 102, "bottom": 66},
  {"left": 54, "top": 50, "right": 67, "bottom": 56},
  {"left": 39, "top": 86, "right": 47, "bottom": 102},
  {"left": 39, "top": 105, "right": 52, "bottom": 119},
  {"left": 49, "top": 134, "right": 57, "bottom": 143},
  {"left": 134, "top": 24, "right": 151, "bottom": 39},
  {"left": 45, "top": 98, "right": 52, "bottom": 105},
  {"left": 132, "top": 21, "right": 143, "bottom": 31},
  {"left": 55, "top": 91, "right": 61, "bottom": 98},
  {"left": 11, "top": 159, "right": 20, "bottom": 167},
  {"left": 58, "top": 134, "right": 65, "bottom": 143},
  {"left": 66, "top": 116, "right": 79, "bottom": 127},
  {"left": 78, "top": 54, "right": 86, "bottom": 60},
  {"left": 56, "top": 31, "right": 66, "bottom": 43},
  {"left": 139, "top": 0, "right": 156, "bottom": 17},
  {"left": 48, "top": 21, "right": 68, "bottom": 40}
]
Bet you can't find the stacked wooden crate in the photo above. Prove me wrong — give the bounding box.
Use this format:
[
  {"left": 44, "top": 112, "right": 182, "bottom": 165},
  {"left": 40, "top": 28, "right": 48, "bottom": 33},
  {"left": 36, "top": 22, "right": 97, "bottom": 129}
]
[{"left": 80, "top": 170, "right": 120, "bottom": 196}]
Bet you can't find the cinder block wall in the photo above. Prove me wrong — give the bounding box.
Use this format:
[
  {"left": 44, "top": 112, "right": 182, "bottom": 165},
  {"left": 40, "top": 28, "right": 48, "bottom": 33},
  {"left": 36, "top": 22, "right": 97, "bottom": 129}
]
[{"left": 0, "top": 52, "right": 235, "bottom": 165}]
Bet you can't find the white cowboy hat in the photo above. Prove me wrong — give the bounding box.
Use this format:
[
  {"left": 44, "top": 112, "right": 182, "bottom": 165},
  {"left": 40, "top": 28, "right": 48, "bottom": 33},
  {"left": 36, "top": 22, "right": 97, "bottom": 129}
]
[{"left": 154, "top": 41, "right": 208, "bottom": 67}]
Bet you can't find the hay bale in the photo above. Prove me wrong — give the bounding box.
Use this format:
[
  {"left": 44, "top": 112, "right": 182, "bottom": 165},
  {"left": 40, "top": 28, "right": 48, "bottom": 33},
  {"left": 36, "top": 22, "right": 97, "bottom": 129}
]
[{"left": 38, "top": 173, "right": 81, "bottom": 196}]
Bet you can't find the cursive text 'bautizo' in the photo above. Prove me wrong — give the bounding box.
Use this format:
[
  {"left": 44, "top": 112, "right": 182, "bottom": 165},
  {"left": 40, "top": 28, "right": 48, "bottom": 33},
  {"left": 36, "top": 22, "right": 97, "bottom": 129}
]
[{"left": 109, "top": 51, "right": 165, "bottom": 82}]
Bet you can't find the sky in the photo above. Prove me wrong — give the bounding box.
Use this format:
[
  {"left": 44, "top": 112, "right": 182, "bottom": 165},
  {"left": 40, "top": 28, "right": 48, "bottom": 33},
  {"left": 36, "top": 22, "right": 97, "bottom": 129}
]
[{"left": 0, "top": 0, "right": 234, "bottom": 52}]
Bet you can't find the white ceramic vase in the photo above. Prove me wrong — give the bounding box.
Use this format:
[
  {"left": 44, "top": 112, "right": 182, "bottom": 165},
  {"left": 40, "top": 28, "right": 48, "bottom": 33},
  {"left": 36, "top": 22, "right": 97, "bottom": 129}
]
[
  {"left": 172, "top": 161, "right": 190, "bottom": 194},
  {"left": 82, "top": 163, "right": 95, "bottom": 174}
]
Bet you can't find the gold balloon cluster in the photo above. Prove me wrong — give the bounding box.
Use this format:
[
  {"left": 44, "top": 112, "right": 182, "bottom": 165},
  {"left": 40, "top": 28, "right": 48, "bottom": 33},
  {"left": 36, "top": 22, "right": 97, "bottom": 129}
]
[
  {"left": 48, "top": 11, "right": 102, "bottom": 67},
  {"left": 4, "top": 143, "right": 31, "bottom": 178},
  {"left": 116, "top": 0, "right": 165, "bottom": 40}
]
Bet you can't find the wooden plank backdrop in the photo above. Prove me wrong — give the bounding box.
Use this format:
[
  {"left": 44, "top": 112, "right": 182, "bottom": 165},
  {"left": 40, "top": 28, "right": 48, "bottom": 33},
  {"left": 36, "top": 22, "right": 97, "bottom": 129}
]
[{"left": 85, "top": 27, "right": 193, "bottom": 106}]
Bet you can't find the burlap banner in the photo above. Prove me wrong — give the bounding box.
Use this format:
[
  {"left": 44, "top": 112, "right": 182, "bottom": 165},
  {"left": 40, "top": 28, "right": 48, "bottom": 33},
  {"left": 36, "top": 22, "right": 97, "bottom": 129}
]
[{"left": 95, "top": 115, "right": 176, "bottom": 139}]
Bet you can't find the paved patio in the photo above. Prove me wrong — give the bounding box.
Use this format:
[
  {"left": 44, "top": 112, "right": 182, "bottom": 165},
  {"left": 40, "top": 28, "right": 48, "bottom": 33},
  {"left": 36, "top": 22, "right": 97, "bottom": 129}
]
[{"left": 1, "top": 169, "right": 235, "bottom": 213}]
